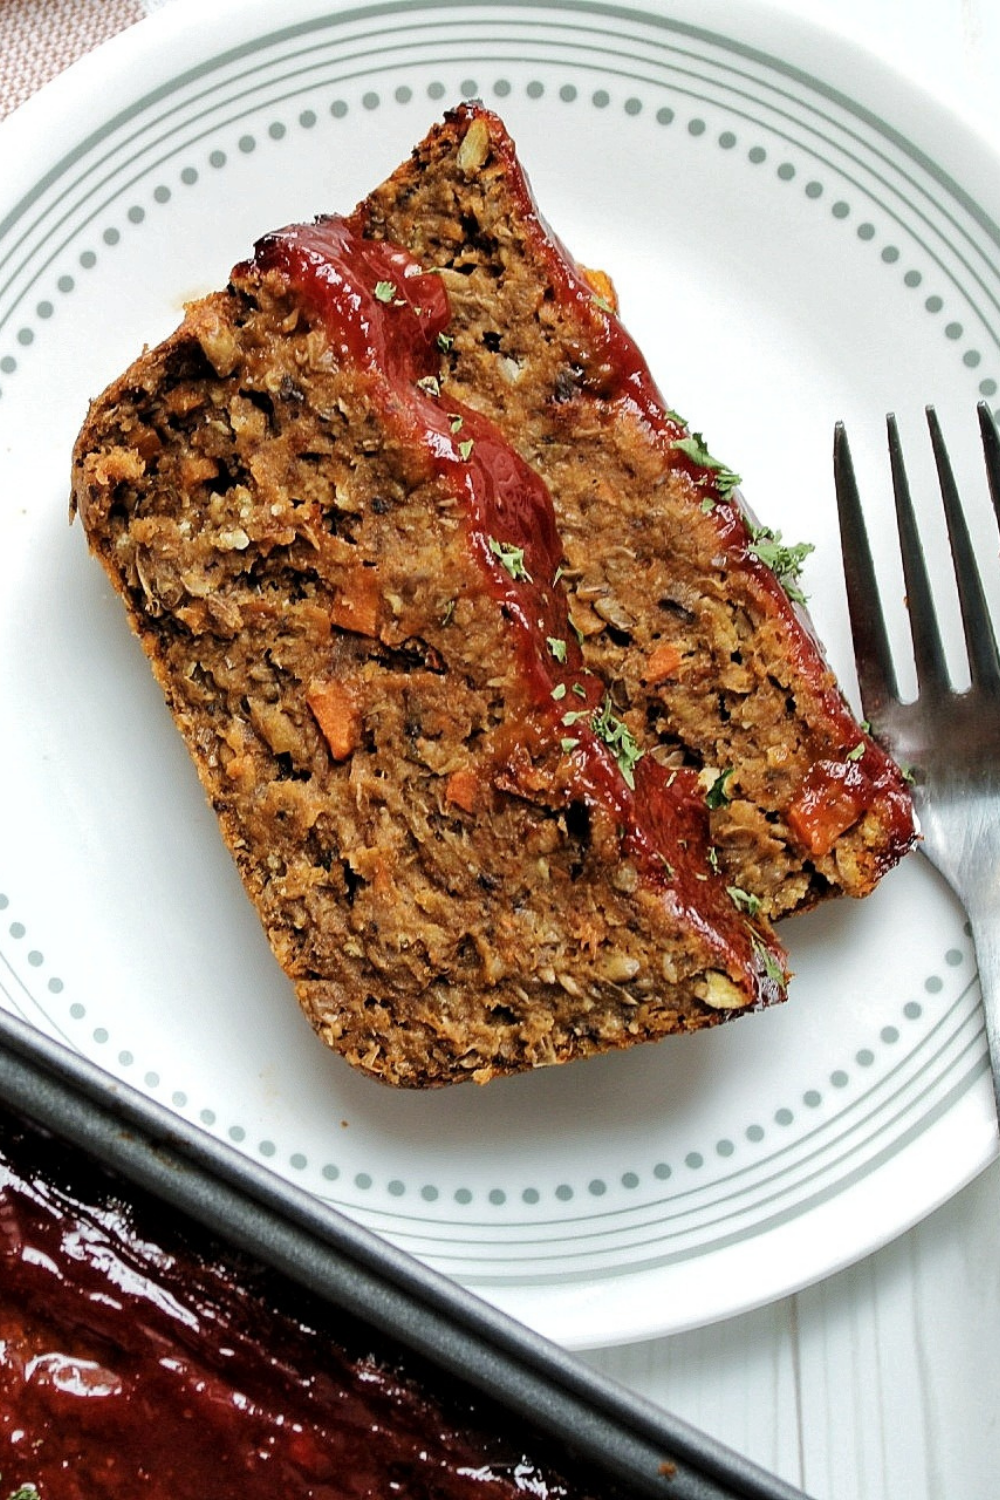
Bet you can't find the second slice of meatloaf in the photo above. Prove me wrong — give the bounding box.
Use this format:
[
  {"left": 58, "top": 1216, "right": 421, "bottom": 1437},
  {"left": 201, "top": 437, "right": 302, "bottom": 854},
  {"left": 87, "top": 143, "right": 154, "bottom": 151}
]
[
  {"left": 353, "top": 104, "right": 915, "bottom": 920},
  {"left": 72, "top": 215, "right": 788, "bottom": 1087}
]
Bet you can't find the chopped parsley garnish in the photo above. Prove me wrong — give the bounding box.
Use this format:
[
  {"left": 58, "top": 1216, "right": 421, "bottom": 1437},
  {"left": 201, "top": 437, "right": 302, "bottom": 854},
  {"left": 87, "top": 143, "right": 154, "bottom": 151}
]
[
  {"left": 671, "top": 433, "right": 742, "bottom": 500},
  {"left": 437, "top": 330, "right": 454, "bottom": 351},
  {"left": 572, "top": 681, "right": 587, "bottom": 698},
  {"left": 551, "top": 682, "right": 568, "bottom": 700},
  {"left": 705, "top": 767, "right": 735, "bottom": 809},
  {"left": 746, "top": 521, "right": 814, "bottom": 605},
  {"left": 557, "top": 698, "right": 643, "bottom": 787},
  {"left": 374, "top": 280, "right": 397, "bottom": 303},
  {"left": 561, "top": 736, "right": 579, "bottom": 753},
  {"left": 727, "top": 885, "right": 762, "bottom": 917},
  {"left": 458, "top": 437, "right": 475, "bottom": 461},
  {"left": 845, "top": 741, "right": 866, "bottom": 761},
  {"left": 440, "top": 599, "right": 456, "bottom": 626},
  {"left": 751, "top": 932, "right": 787, "bottom": 992},
  {"left": 450, "top": 413, "right": 464, "bottom": 433},
  {"left": 591, "top": 695, "right": 644, "bottom": 789},
  {"left": 591, "top": 293, "right": 615, "bottom": 314},
  {"left": 488, "top": 536, "right": 532, "bottom": 581},
  {"left": 415, "top": 374, "right": 440, "bottom": 396},
  {"left": 8, "top": 1488, "right": 42, "bottom": 1500},
  {"left": 547, "top": 636, "right": 568, "bottom": 663}
]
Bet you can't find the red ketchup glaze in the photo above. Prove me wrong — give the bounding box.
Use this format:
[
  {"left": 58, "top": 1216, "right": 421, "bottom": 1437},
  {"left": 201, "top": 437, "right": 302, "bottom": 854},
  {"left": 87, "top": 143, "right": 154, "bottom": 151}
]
[
  {"left": 248, "top": 216, "right": 785, "bottom": 1003},
  {"left": 450, "top": 104, "right": 914, "bottom": 871},
  {"left": 0, "top": 1110, "right": 607, "bottom": 1500}
]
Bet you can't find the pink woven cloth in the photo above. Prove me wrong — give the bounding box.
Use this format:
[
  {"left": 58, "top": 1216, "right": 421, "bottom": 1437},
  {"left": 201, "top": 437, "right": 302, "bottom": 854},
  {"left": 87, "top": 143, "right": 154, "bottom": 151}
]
[{"left": 0, "top": 0, "right": 144, "bottom": 118}]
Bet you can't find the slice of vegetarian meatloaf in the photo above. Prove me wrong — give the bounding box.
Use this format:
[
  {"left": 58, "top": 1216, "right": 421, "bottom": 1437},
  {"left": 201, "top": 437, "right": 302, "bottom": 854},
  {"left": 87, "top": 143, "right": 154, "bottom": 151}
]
[
  {"left": 71, "top": 213, "right": 791, "bottom": 1087},
  {"left": 353, "top": 103, "right": 916, "bottom": 920}
]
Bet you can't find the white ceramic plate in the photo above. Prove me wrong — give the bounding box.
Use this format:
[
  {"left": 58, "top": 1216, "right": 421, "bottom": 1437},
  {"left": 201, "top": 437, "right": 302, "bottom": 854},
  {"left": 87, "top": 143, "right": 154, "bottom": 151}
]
[{"left": 2, "top": 0, "right": 998, "bottom": 1349}]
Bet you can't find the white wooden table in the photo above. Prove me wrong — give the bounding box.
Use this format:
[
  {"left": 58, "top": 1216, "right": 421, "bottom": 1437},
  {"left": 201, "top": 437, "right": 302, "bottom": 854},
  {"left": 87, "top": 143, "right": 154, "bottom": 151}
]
[
  {"left": 581, "top": 12, "right": 1000, "bottom": 1497},
  {"left": 4, "top": 2, "right": 998, "bottom": 1495}
]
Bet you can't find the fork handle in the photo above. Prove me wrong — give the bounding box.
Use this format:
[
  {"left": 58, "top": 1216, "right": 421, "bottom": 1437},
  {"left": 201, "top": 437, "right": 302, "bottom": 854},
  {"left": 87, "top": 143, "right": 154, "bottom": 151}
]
[{"left": 958, "top": 893, "right": 1000, "bottom": 1135}]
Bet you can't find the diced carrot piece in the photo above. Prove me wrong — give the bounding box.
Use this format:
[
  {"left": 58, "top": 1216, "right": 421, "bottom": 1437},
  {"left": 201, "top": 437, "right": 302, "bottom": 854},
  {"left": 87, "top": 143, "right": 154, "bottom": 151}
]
[
  {"left": 444, "top": 766, "right": 480, "bottom": 814},
  {"left": 643, "top": 641, "right": 683, "bottom": 684},
  {"left": 307, "top": 681, "right": 360, "bottom": 761},
  {"left": 330, "top": 567, "right": 380, "bottom": 637},
  {"left": 580, "top": 265, "right": 619, "bottom": 313}
]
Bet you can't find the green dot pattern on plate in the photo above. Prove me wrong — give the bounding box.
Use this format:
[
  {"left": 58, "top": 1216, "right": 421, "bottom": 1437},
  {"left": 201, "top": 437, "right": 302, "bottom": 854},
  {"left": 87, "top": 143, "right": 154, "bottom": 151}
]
[
  {"left": 1, "top": 77, "right": 991, "bottom": 405},
  {"left": 1, "top": 863, "right": 969, "bottom": 1213}
]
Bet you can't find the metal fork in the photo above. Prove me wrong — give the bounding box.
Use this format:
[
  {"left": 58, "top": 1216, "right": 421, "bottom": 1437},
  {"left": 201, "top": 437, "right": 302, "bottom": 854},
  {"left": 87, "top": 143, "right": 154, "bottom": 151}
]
[{"left": 834, "top": 402, "right": 1000, "bottom": 1126}]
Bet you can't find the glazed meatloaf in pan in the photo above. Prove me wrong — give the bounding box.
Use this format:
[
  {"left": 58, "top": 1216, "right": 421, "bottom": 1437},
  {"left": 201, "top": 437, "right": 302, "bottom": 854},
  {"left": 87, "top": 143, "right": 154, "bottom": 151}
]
[
  {"left": 355, "top": 104, "right": 915, "bottom": 920},
  {"left": 0, "top": 1007, "right": 808, "bottom": 1500},
  {"left": 71, "top": 108, "right": 913, "bottom": 1089}
]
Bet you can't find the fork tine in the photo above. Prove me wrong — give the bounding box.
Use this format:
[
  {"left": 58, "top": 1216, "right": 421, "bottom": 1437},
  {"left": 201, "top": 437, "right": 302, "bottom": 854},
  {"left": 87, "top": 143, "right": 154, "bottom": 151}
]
[
  {"left": 926, "top": 405, "right": 1000, "bottom": 692},
  {"left": 887, "top": 413, "right": 950, "bottom": 696},
  {"left": 833, "top": 422, "right": 899, "bottom": 714},
  {"left": 977, "top": 399, "right": 1000, "bottom": 533}
]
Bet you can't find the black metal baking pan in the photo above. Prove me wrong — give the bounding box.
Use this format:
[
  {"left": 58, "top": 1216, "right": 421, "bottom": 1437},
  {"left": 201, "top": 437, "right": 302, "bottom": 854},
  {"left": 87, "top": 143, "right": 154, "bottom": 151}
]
[{"left": 0, "top": 1004, "right": 810, "bottom": 1500}]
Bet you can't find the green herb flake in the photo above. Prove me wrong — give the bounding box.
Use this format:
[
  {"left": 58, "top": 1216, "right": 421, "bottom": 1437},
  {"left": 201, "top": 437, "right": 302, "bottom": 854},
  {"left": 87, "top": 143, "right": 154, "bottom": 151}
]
[
  {"left": 591, "top": 695, "right": 644, "bottom": 790},
  {"left": 547, "top": 636, "right": 568, "bottom": 663},
  {"left": 727, "top": 885, "right": 762, "bottom": 917},
  {"left": 551, "top": 682, "right": 568, "bottom": 701},
  {"left": 751, "top": 932, "right": 788, "bottom": 993},
  {"left": 488, "top": 536, "right": 532, "bottom": 582},
  {"left": 436, "top": 330, "right": 454, "bottom": 351},
  {"left": 458, "top": 437, "right": 475, "bottom": 461},
  {"left": 664, "top": 407, "right": 688, "bottom": 428},
  {"left": 704, "top": 767, "right": 735, "bottom": 809},
  {"left": 746, "top": 522, "right": 815, "bottom": 605},
  {"left": 8, "top": 1488, "right": 42, "bottom": 1500},
  {"left": 707, "top": 844, "right": 720, "bottom": 872},
  {"left": 450, "top": 413, "right": 464, "bottom": 433},
  {"left": 561, "top": 736, "right": 580, "bottom": 753},
  {"left": 671, "top": 433, "right": 742, "bottom": 500},
  {"left": 845, "top": 742, "right": 866, "bottom": 762},
  {"left": 374, "top": 280, "right": 397, "bottom": 303},
  {"left": 572, "top": 681, "right": 588, "bottom": 698},
  {"left": 440, "top": 599, "right": 456, "bottom": 626},
  {"left": 415, "top": 375, "right": 440, "bottom": 397},
  {"left": 591, "top": 293, "right": 615, "bottom": 315}
]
